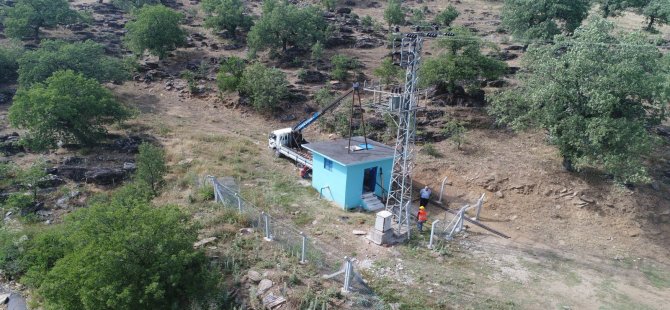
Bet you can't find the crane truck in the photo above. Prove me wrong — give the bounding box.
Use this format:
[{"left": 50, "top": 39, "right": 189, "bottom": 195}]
[{"left": 268, "top": 85, "right": 358, "bottom": 171}]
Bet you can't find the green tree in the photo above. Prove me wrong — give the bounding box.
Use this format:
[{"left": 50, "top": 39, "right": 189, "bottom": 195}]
[
  {"left": 19, "top": 158, "right": 47, "bottom": 200},
  {"left": 135, "top": 142, "right": 167, "bottom": 197},
  {"left": 201, "top": 0, "right": 253, "bottom": 38},
  {"left": 216, "top": 56, "right": 246, "bottom": 92},
  {"left": 420, "top": 26, "right": 506, "bottom": 94},
  {"left": 411, "top": 8, "right": 426, "bottom": 26},
  {"left": 0, "top": 42, "right": 24, "bottom": 83},
  {"left": 501, "top": 0, "right": 591, "bottom": 41},
  {"left": 373, "top": 58, "right": 402, "bottom": 86},
  {"left": 442, "top": 119, "right": 466, "bottom": 150},
  {"left": 594, "top": 0, "right": 630, "bottom": 17},
  {"left": 17, "top": 40, "right": 129, "bottom": 86},
  {"left": 111, "top": 0, "right": 166, "bottom": 10},
  {"left": 488, "top": 18, "right": 669, "bottom": 183},
  {"left": 2, "top": 0, "right": 80, "bottom": 40},
  {"left": 311, "top": 41, "right": 324, "bottom": 62},
  {"left": 384, "top": 0, "right": 404, "bottom": 26},
  {"left": 24, "top": 200, "right": 212, "bottom": 310},
  {"left": 330, "top": 54, "right": 359, "bottom": 81},
  {"left": 239, "top": 62, "right": 289, "bottom": 112},
  {"left": 247, "top": 0, "right": 327, "bottom": 55},
  {"left": 9, "top": 70, "right": 131, "bottom": 150},
  {"left": 434, "top": 5, "right": 459, "bottom": 26},
  {"left": 640, "top": 0, "right": 670, "bottom": 31},
  {"left": 320, "top": 0, "right": 335, "bottom": 11},
  {"left": 124, "top": 5, "right": 186, "bottom": 59}
]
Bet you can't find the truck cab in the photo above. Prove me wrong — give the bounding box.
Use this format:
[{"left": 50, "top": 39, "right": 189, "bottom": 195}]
[{"left": 269, "top": 127, "right": 306, "bottom": 150}]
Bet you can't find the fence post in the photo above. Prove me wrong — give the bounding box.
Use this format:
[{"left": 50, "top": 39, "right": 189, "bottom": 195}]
[
  {"left": 300, "top": 232, "right": 307, "bottom": 264},
  {"left": 428, "top": 220, "right": 440, "bottom": 249},
  {"left": 438, "top": 176, "right": 449, "bottom": 204},
  {"left": 262, "top": 212, "right": 272, "bottom": 241},
  {"left": 234, "top": 193, "right": 242, "bottom": 214},
  {"left": 474, "top": 193, "right": 485, "bottom": 221},
  {"left": 343, "top": 257, "right": 352, "bottom": 293}
]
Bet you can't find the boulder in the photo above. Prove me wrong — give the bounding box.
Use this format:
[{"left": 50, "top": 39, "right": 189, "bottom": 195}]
[
  {"left": 62, "top": 156, "right": 85, "bottom": 165},
  {"left": 84, "top": 168, "right": 126, "bottom": 185},
  {"left": 355, "top": 37, "right": 382, "bottom": 49},
  {"left": 256, "top": 279, "right": 273, "bottom": 296},
  {"left": 123, "top": 162, "right": 137, "bottom": 171},
  {"left": 325, "top": 35, "right": 356, "bottom": 48},
  {"left": 248, "top": 270, "right": 262, "bottom": 283},
  {"left": 58, "top": 166, "right": 88, "bottom": 182},
  {"left": 20, "top": 202, "right": 44, "bottom": 216},
  {"left": 300, "top": 70, "right": 327, "bottom": 83},
  {"left": 37, "top": 175, "right": 65, "bottom": 188},
  {"left": 336, "top": 7, "right": 352, "bottom": 14}
]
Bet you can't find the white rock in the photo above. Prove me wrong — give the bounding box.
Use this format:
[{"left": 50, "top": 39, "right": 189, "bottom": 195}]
[
  {"left": 257, "top": 279, "right": 273, "bottom": 296},
  {"left": 193, "top": 237, "right": 217, "bottom": 248},
  {"left": 352, "top": 230, "right": 367, "bottom": 235},
  {"left": 248, "top": 270, "right": 262, "bottom": 283}
]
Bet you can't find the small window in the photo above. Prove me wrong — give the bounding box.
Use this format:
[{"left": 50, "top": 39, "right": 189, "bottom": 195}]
[{"left": 324, "top": 158, "right": 333, "bottom": 171}]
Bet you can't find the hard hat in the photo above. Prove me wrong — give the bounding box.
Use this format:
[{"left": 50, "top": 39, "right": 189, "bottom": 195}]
[{"left": 419, "top": 206, "right": 425, "bottom": 210}]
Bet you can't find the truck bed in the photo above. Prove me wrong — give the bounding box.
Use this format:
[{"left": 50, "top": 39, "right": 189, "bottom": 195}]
[{"left": 278, "top": 145, "right": 312, "bottom": 168}]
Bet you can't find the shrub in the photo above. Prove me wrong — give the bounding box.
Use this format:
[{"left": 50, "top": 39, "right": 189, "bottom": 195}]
[
  {"left": 442, "top": 120, "right": 466, "bottom": 150},
  {"left": 9, "top": 70, "right": 131, "bottom": 150},
  {"left": 135, "top": 142, "right": 167, "bottom": 197},
  {"left": 17, "top": 40, "right": 129, "bottom": 86},
  {"left": 239, "top": 62, "right": 289, "bottom": 112},
  {"left": 434, "top": 5, "right": 459, "bottom": 26},
  {"left": 216, "top": 56, "right": 246, "bottom": 93},
  {"left": 201, "top": 0, "right": 253, "bottom": 38},
  {"left": 124, "top": 5, "right": 186, "bottom": 59},
  {"left": 3, "top": 0, "right": 80, "bottom": 40}
]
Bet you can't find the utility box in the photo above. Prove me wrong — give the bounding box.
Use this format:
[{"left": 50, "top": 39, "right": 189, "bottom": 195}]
[
  {"left": 375, "top": 210, "right": 392, "bottom": 232},
  {"left": 389, "top": 96, "right": 401, "bottom": 110}
]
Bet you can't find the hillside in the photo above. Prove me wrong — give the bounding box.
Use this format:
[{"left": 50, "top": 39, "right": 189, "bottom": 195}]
[{"left": 1, "top": 0, "right": 670, "bottom": 309}]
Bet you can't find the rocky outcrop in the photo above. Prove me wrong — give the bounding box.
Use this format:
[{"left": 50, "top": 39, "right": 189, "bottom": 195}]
[{"left": 84, "top": 168, "right": 127, "bottom": 185}]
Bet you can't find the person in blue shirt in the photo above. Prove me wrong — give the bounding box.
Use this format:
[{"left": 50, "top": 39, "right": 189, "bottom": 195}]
[{"left": 420, "top": 185, "right": 431, "bottom": 207}]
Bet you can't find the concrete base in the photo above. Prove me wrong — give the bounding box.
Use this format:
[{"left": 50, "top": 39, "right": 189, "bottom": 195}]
[{"left": 368, "top": 229, "right": 393, "bottom": 245}]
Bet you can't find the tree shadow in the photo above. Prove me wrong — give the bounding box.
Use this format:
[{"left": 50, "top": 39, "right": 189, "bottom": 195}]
[{"left": 115, "top": 91, "right": 161, "bottom": 114}]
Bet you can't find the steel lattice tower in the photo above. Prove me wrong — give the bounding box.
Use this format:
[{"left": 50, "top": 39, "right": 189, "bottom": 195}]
[{"left": 384, "top": 35, "right": 424, "bottom": 240}]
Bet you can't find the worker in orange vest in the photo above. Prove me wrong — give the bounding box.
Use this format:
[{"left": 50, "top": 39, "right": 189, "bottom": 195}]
[{"left": 417, "top": 206, "right": 428, "bottom": 232}]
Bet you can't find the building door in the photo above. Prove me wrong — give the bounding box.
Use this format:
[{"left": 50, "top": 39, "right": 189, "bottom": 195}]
[{"left": 363, "top": 167, "right": 377, "bottom": 193}]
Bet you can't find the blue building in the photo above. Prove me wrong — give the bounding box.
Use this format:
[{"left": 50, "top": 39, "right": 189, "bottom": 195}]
[{"left": 303, "top": 136, "right": 394, "bottom": 210}]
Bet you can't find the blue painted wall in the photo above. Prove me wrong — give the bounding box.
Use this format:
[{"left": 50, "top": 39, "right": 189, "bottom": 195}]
[{"left": 311, "top": 153, "right": 393, "bottom": 210}]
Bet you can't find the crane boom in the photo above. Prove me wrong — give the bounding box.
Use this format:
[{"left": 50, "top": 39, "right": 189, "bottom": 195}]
[{"left": 292, "top": 88, "right": 354, "bottom": 132}]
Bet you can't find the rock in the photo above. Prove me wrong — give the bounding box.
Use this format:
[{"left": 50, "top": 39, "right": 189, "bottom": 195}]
[
  {"left": 579, "top": 195, "right": 595, "bottom": 203},
  {"left": 62, "top": 156, "right": 84, "bottom": 165},
  {"left": 123, "top": 162, "right": 136, "bottom": 171},
  {"left": 0, "top": 157, "right": 9, "bottom": 164},
  {"left": 336, "top": 7, "right": 352, "bottom": 14},
  {"left": 505, "top": 66, "right": 520, "bottom": 75},
  {"left": 57, "top": 166, "right": 88, "bottom": 181},
  {"left": 193, "top": 237, "right": 217, "bottom": 248},
  {"left": 325, "top": 35, "right": 356, "bottom": 48},
  {"left": 112, "top": 135, "right": 149, "bottom": 153},
  {"left": 352, "top": 230, "right": 367, "bottom": 235},
  {"left": 300, "top": 70, "right": 327, "bottom": 83},
  {"left": 495, "top": 191, "right": 504, "bottom": 198},
  {"left": 36, "top": 210, "right": 53, "bottom": 217},
  {"left": 0, "top": 293, "right": 9, "bottom": 304},
  {"left": 487, "top": 79, "right": 506, "bottom": 88},
  {"left": 37, "top": 174, "right": 65, "bottom": 188},
  {"left": 355, "top": 37, "right": 381, "bottom": 49},
  {"left": 84, "top": 168, "right": 126, "bottom": 185},
  {"left": 256, "top": 279, "right": 273, "bottom": 296},
  {"left": 504, "top": 45, "right": 525, "bottom": 51},
  {"left": 20, "top": 201, "right": 43, "bottom": 216},
  {"left": 248, "top": 270, "right": 262, "bottom": 283},
  {"left": 651, "top": 181, "right": 660, "bottom": 191},
  {"left": 656, "top": 125, "right": 670, "bottom": 137},
  {"left": 178, "top": 158, "right": 194, "bottom": 166}
]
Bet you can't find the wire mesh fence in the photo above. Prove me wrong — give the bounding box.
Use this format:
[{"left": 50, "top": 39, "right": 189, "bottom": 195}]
[{"left": 208, "top": 176, "right": 384, "bottom": 308}]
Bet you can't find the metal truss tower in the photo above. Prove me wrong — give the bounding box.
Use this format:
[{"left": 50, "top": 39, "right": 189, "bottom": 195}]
[{"left": 384, "top": 34, "right": 424, "bottom": 240}]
